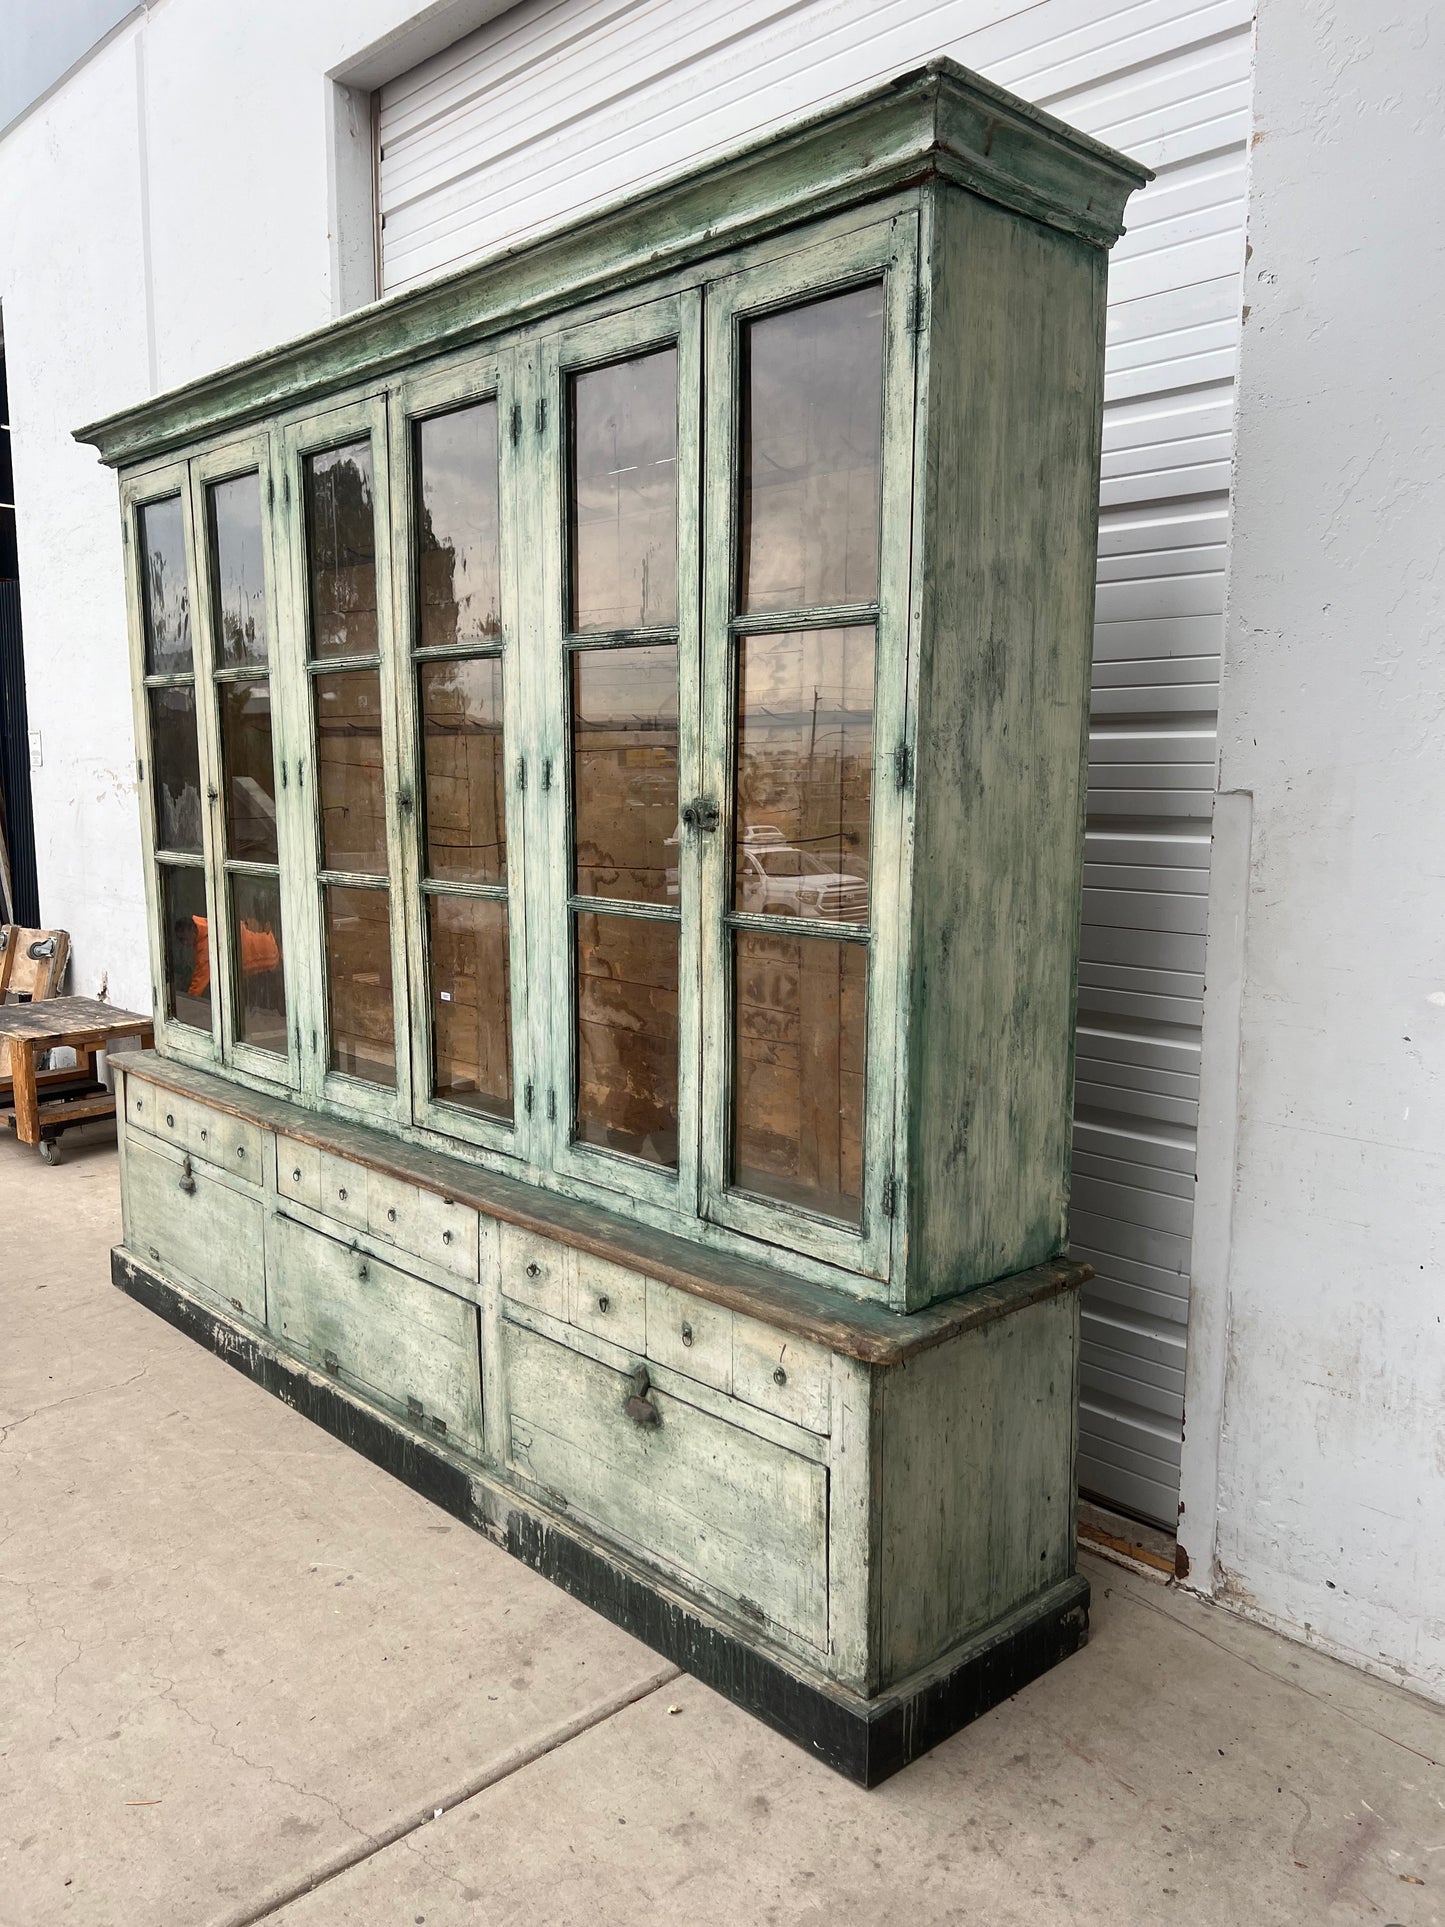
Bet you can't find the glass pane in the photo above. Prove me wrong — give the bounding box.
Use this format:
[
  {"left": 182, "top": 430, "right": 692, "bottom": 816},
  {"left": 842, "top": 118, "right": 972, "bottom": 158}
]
[
  {"left": 230, "top": 871, "right": 287, "bottom": 1056},
  {"left": 324, "top": 883, "right": 395, "bottom": 1086},
  {"left": 569, "top": 348, "right": 678, "bottom": 631},
  {"left": 420, "top": 656, "right": 505, "bottom": 885},
  {"left": 734, "top": 627, "right": 873, "bottom": 923},
  {"left": 428, "top": 895, "right": 512, "bottom": 1121},
  {"left": 148, "top": 685, "right": 203, "bottom": 854},
  {"left": 139, "top": 495, "right": 192, "bottom": 674},
  {"left": 572, "top": 644, "right": 678, "bottom": 904},
  {"left": 305, "top": 440, "right": 377, "bottom": 659},
  {"left": 732, "top": 930, "right": 865, "bottom": 1225},
  {"left": 159, "top": 863, "right": 211, "bottom": 1033},
  {"left": 315, "top": 669, "right": 387, "bottom": 876},
  {"left": 739, "top": 285, "right": 884, "bottom": 615},
  {"left": 219, "top": 679, "right": 278, "bottom": 864},
  {"left": 416, "top": 402, "right": 502, "bottom": 649},
  {"left": 207, "top": 473, "right": 269, "bottom": 668},
  {"left": 574, "top": 911, "right": 678, "bottom": 1167}
]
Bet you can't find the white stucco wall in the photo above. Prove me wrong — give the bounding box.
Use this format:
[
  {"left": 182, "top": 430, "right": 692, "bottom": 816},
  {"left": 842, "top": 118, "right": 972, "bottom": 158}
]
[{"left": 1187, "top": 0, "right": 1445, "bottom": 1697}]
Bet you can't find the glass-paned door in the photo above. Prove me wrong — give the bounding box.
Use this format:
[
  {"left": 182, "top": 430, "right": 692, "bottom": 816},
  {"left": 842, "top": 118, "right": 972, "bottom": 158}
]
[
  {"left": 190, "top": 436, "right": 297, "bottom": 1084},
  {"left": 538, "top": 294, "right": 702, "bottom": 1208},
  {"left": 391, "top": 353, "right": 529, "bottom": 1154},
  {"left": 700, "top": 220, "right": 918, "bottom": 1278},
  {"left": 281, "top": 397, "right": 408, "bottom": 1116},
  {"left": 124, "top": 463, "right": 218, "bottom": 1060}
]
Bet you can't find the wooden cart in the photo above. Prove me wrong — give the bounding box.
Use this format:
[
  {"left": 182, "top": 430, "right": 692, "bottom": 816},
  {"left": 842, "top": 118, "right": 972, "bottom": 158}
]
[{"left": 0, "top": 996, "right": 154, "bottom": 1161}]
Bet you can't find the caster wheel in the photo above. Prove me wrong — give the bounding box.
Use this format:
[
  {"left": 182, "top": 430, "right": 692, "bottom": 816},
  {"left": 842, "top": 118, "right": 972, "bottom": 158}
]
[{"left": 38, "top": 1138, "right": 60, "bottom": 1165}]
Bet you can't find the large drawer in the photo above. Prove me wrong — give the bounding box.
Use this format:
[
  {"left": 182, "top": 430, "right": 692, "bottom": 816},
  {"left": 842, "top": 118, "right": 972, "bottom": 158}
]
[
  {"left": 267, "top": 1210, "right": 484, "bottom": 1458},
  {"left": 502, "top": 1318, "right": 828, "bottom": 1648},
  {"left": 125, "top": 1133, "right": 266, "bottom": 1325}
]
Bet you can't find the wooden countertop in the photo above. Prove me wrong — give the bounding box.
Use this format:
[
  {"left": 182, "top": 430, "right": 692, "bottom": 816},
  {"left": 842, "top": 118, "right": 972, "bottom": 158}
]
[{"left": 117, "top": 1051, "right": 1090, "bottom": 1368}]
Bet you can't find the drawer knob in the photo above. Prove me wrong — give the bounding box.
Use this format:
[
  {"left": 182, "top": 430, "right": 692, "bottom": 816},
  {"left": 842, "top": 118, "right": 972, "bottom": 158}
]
[
  {"left": 597, "top": 1294, "right": 610, "bottom": 1314},
  {"left": 199, "top": 1128, "right": 207, "bottom": 1142},
  {"left": 773, "top": 1366, "right": 788, "bottom": 1388},
  {"left": 442, "top": 1231, "right": 453, "bottom": 1246},
  {"left": 165, "top": 1112, "right": 175, "bottom": 1129},
  {"left": 623, "top": 1363, "right": 661, "bottom": 1429},
  {"left": 680, "top": 1321, "right": 694, "bottom": 1347},
  {"left": 338, "top": 1187, "right": 348, "bottom": 1202},
  {"left": 292, "top": 1168, "right": 302, "bottom": 1183},
  {"left": 525, "top": 1262, "right": 542, "bottom": 1279},
  {"left": 177, "top": 1154, "right": 197, "bottom": 1197},
  {"left": 387, "top": 1207, "right": 397, "bottom": 1223}
]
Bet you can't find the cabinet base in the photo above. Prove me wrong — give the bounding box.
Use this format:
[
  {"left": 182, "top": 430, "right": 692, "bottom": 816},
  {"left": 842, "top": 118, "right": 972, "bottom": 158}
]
[{"left": 112, "top": 1245, "right": 1090, "bottom": 1787}]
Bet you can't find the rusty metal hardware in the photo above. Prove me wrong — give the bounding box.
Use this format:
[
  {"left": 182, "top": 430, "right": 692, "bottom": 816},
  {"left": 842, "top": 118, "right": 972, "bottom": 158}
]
[
  {"left": 680, "top": 1321, "right": 694, "bottom": 1347},
  {"left": 387, "top": 1207, "right": 397, "bottom": 1222},
  {"left": 623, "top": 1363, "right": 661, "bottom": 1428},
  {"left": 773, "top": 1366, "right": 788, "bottom": 1387},
  {"left": 597, "top": 1294, "right": 610, "bottom": 1314},
  {"left": 407, "top": 1395, "right": 424, "bottom": 1420},
  {"left": 442, "top": 1230, "right": 453, "bottom": 1246},
  {"left": 323, "top": 1350, "right": 340, "bottom": 1375},
  {"left": 177, "top": 1154, "right": 197, "bottom": 1197},
  {"left": 525, "top": 1261, "right": 542, "bottom": 1278},
  {"left": 680, "top": 798, "right": 721, "bottom": 836}
]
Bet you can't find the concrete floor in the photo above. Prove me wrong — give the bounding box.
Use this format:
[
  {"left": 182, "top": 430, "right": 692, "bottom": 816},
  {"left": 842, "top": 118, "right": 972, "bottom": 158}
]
[{"left": 2, "top": 1126, "right": 1442, "bottom": 1927}]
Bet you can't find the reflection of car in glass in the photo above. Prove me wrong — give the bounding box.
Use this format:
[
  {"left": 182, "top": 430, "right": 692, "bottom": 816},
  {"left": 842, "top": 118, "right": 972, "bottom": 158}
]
[{"left": 737, "top": 827, "right": 868, "bottom": 921}]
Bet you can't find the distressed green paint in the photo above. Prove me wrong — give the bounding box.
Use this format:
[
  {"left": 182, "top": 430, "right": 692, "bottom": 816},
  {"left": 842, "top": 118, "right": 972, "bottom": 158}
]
[{"left": 76, "top": 63, "right": 1145, "bottom": 472}]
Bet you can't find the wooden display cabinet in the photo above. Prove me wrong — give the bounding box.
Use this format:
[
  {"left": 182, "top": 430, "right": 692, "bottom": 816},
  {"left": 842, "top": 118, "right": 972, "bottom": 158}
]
[{"left": 81, "top": 61, "right": 1147, "bottom": 1783}]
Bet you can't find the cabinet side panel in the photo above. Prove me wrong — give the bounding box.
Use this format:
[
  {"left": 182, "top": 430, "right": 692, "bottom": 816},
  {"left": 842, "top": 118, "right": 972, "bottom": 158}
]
[
  {"left": 878, "top": 1291, "right": 1078, "bottom": 1685},
  {"left": 905, "top": 186, "right": 1105, "bottom": 1304}
]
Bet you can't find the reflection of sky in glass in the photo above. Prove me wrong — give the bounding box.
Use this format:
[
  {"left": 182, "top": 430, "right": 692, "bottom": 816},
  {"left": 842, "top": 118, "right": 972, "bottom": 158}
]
[
  {"left": 740, "top": 284, "right": 884, "bottom": 615},
  {"left": 416, "top": 402, "right": 502, "bottom": 648},
  {"left": 306, "top": 441, "right": 377, "bottom": 660},
  {"left": 140, "top": 496, "right": 192, "bottom": 673},
  {"left": 570, "top": 349, "right": 678, "bottom": 631},
  {"left": 209, "top": 473, "right": 268, "bottom": 667}
]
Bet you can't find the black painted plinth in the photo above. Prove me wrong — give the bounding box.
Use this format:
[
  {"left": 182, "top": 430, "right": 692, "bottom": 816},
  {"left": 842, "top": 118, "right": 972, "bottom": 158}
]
[{"left": 112, "top": 1246, "right": 1091, "bottom": 1786}]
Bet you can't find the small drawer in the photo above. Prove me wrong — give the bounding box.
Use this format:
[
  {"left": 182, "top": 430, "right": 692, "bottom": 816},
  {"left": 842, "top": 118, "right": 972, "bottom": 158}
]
[
  {"left": 277, "top": 1137, "right": 322, "bottom": 1209},
  {"left": 144, "top": 1090, "right": 193, "bottom": 1153},
  {"left": 187, "top": 1104, "right": 263, "bottom": 1186},
  {"left": 125, "top": 1080, "right": 161, "bottom": 1138},
  {"left": 318, "top": 1151, "right": 368, "bottom": 1231},
  {"left": 367, "top": 1169, "right": 479, "bottom": 1288},
  {"left": 646, "top": 1279, "right": 732, "bottom": 1393},
  {"left": 500, "top": 1222, "right": 570, "bottom": 1320},
  {"left": 570, "top": 1252, "right": 647, "bottom": 1352},
  {"left": 732, "top": 1319, "right": 832, "bottom": 1435}
]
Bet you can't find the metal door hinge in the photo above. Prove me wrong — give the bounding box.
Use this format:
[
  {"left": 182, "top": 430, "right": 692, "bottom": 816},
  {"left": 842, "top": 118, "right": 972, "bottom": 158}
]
[
  {"left": 535, "top": 397, "right": 548, "bottom": 435},
  {"left": 541, "top": 758, "right": 553, "bottom": 792},
  {"left": 895, "top": 743, "right": 912, "bottom": 792},
  {"left": 517, "top": 755, "right": 526, "bottom": 792},
  {"left": 207, "top": 784, "right": 219, "bottom": 804},
  {"left": 398, "top": 788, "right": 414, "bottom": 814},
  {"left": 266, "top": 474, "right": 275, "bottom": 510},
  {"left": 136, "top": 756, "right": 144, "bottom": 783},
  {"left": 881, "top": 1173, "right": 897, "bottom": 1219},
  {"left": 908, "top": 285, "right": 925, "bottom": 335},
  {"left": 510, "top": 402, "right": 522, "bottom": 447},
  {"left": 523, "top": 1080, "right": 534, "bottom": 1115},
  {"left": 546, "top": 1089, "right": 556, "bottom": 1122}
]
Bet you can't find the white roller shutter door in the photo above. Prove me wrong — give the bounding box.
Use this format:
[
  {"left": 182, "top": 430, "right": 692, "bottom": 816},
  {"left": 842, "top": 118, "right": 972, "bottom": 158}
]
[{"left": 378, "top": 0, "right": 1255, "bottom": 1528}]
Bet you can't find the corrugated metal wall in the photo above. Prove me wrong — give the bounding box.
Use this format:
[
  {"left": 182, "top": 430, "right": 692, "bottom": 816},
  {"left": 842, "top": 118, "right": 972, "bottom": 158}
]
[{"left": 377, "top": 0, "right": 1254, "bottom": 1527}]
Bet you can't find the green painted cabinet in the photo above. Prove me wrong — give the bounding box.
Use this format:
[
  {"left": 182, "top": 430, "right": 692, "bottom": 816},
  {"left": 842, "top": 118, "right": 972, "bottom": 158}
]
[{"left": 89, "top": 62, "right": 1146, "bottom": 1782}]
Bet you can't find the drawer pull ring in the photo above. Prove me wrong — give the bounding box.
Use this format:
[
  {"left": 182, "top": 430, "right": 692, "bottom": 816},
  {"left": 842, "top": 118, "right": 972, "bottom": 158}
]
[
  {"left": 680, "top": 1321, "right": 694, "bottom": 1347},
  {"left": 442, "top": 1231, "right": 453, "bottom": 1246},
  {"left": 338, "top": 1187, "right": 348, "bottom": 1202},
  {"left": 177, "top": 1154, "right": 197, "bottom": 1197},
  {"left": 525, "top": 1262, "right": 542, "bottom": 1279},
  {"left": 387, "top": 1207, "right": 397, "bottom": 1223},
  {"left": 597, "top": 1294, "right": 610, "bottom": 1314},
  {"left": 165, "top": 1113, "right": 175, "bottom": 1129},
  {"left": 292, "top": 1168, "right": 302, "bottom": 1183},
  {"left": 623, "top": 1364, "right": 661, "bottom": 1429},
  {"left": 773, "top": 1366, "right": 788, "bottom": 1387}
]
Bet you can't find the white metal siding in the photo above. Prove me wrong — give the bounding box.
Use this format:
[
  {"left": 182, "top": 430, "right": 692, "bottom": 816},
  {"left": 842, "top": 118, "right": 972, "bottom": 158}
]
[{"left": 378, "top": 0, "right": 1254, "bottom": 1527}]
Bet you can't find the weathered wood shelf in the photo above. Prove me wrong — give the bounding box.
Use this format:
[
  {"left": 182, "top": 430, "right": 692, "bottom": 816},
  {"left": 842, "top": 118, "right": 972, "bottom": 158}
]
[{"left": 86, "top": 60, "right": 1145, "bottom": 1781}]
